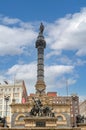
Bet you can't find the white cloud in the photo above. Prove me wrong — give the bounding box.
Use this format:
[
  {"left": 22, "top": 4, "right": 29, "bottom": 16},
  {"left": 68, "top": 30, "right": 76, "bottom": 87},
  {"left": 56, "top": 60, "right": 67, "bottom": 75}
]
[
  {"left": 0, "top": 24, "right": 37, "bottom": 56},
  {"left": 5, "top": 63, "right": 74, "bottom": 94},
  {"left": 46, "top": 8, "right": 86, "bottom": 56},
  {"left": 74, "top": 58, "right": 86, "bottom": 66},
  {"left": 47, "top": 77, "right": 76, "bottom": 90},
  {"left": 45, "top": 65, "right": 74, "bottom": 78},
  {"left": 46, "top": 50, "right": 61, "bottom": 59},
  {"left": 56, "top": 55, "right": 86, "bottom": 66},
  {"left": 7, "top": 62, "right": 37, "bottom": 80},
  {"left": 0, "top": 15, "right": 21, "bottom": 25},
  {"left": 0, "top": 15, "right": 38, "bottom": 56},
  {"left": 56, "top": 56, "right": 72, "bottom": 65},
  {"left": 45, "top": 65, "right": 74, "bottom": 91},
  {"left": 6, "top": 62, "right": 37, "bottom": 94},
  {"left": 1, "top": 7, "right": 86, "bottom": 57},
  {"left": 0, "top": 8, "right": 85, "bottom": 97}
]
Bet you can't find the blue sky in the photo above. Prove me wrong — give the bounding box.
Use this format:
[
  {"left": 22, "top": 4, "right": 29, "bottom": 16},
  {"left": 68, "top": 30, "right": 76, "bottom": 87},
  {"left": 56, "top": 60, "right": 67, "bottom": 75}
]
[{"left": 0, "top": 0, "right": 86, "bottom": 100}]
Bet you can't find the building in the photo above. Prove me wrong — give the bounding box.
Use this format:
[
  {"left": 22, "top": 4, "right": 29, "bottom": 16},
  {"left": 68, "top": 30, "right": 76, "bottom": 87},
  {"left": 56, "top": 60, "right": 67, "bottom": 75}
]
[
  {"left": 70, "top": 94, "right": 79, "bottom": 126},
  {"left": 79, "top": 100, "right": 86, "bottom": 123},
  {"left": 0, "top": 80, "right": 28, "bottom": 127},
  {"left": 79, "top": 100, "right": 86, "bottom": 116},
  {"left": 47, "top": 92, "right": 79, "bottom": 127}
]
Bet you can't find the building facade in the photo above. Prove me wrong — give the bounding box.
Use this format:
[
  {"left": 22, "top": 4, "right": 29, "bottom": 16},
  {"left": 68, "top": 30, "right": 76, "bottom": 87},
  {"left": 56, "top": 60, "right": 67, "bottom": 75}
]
[
  {"left": 10, "top": 92, "right": 79, "bottom": 128},
  {"left": 79, "top": 100, "right": 86, "bottom": 116},
  {"left": 0, "top": 80, "right": 27, "bottom": 127},
  {"left": 70, "top": 94, "right": 79, "bottom": 126}
]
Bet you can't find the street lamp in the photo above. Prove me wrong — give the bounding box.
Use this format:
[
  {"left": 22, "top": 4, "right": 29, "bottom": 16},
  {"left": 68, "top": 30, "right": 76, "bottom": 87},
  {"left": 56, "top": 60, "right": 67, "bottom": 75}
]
[
  {"left": 72, "top": 96, "right": 77, "bottom": 127},
  {"left": 4, "top": 95, "right": 10, "bottom": 127}
]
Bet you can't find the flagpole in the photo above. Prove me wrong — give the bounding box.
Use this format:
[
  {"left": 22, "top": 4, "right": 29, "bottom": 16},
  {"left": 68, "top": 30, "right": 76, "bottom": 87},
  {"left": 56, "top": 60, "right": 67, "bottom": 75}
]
[{"left": 66, "top": 79, "right": 68, "bottom": 97}]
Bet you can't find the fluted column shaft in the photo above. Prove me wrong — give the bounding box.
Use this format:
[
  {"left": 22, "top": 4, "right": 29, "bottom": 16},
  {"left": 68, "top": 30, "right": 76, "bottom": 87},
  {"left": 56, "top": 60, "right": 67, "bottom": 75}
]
[
  {"left": 37, "top": 46, "right": 44, "bottom": 81},
  {"left": 35, "top": 23, "right": 46, "bottom": 94}
]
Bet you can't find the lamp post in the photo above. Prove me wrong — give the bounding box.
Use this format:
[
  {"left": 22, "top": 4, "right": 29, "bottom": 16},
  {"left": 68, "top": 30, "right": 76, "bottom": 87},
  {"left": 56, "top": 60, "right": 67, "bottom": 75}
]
[
  {"left": 72, "top": 96, "right": 76, "bottom": 127},
  {"left": 12, "top": 77, "right": 15, "bottom": 103},
  {"left": 4, "top": 95, "right": 10, "bottom": 127}
]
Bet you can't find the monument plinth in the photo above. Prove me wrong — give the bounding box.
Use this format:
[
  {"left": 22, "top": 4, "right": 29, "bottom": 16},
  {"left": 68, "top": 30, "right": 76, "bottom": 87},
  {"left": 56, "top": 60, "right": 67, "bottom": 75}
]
[
  {"left": 24, "top": 96, "right": 57, "bottom": 128},
  {"left": 24, "top": 116, "right": 57, "bottom": 128}
]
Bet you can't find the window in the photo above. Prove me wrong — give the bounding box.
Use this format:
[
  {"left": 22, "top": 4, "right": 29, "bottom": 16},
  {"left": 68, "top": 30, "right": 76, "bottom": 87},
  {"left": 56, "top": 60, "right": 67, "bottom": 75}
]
[
  {"left": 9, "top": 88, "right": 11, "bottom": 91},
  {"left": 74, "top": 101, "right": 78, "bottom": 105},
  {"left": 1, "top": 89, "right": 3, "bottom": 92},
  {"left": 0, "top": 105, "right": 2, "bottom": 109},
  {"left": 3, "top": 111, "right": 10, "bottom": 116},
  {"left": 13, "top": 93, "right": 19, "bottom": 97},
  {"left": 17, "top": 88, "right": 20, "bottom": 91},
  {"left": 75, "top": 109, "right": 78, "bottom": 113},
  {"left": 7, "top": 111, "right": 10, "bottom": 116},
  {"left": 18, "top": 116, "right": 24, "bottom": 121},
  {"left": 0, "top": 111, "right": 2, "bottom": 116},
  {"left": 15, "top": 99, "right": 19, "bottom": 103},
  {"left": 0, "top": 99, "right": 2, "bottom": 104},
  {"left": 75, "top": 106, "right": 77, "bottom": 108},
  {"left": 5, "top": 88, "right": 7, "bottom": 91},
  {"left": 57, "top": 116, "right": 63, "bottom": 121},
  {"left": 13, "top": 88, "right": 15, "bottom": 92}
]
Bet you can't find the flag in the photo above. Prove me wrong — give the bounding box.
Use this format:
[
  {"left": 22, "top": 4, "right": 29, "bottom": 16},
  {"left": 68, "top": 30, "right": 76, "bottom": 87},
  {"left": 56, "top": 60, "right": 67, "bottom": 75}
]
[
  {"left": 22, "top": 97, "right": 26, "bottom": 104},
  {"left": 4, "top": 81, "right": 8, "bottom": 84}
]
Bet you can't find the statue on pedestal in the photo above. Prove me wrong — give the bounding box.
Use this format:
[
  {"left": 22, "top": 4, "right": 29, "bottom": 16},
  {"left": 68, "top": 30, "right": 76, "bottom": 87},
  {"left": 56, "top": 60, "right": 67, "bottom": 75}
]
[
  {"left": 39, "top": 22, "right": 44, "bottom": 35},
  {"left": 76, "top": 114, "right": 85, "bottom": 124}
]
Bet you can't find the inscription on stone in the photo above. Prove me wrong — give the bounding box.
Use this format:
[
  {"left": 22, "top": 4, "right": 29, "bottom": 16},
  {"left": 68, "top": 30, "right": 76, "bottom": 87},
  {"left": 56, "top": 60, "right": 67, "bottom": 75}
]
[{"left": 36, "top": 121, "right": 45, "bottom": 127}]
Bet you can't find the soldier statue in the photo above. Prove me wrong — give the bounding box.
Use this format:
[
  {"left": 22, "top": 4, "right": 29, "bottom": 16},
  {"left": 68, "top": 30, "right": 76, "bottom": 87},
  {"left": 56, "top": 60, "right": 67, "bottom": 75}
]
[{"left": 39, "top": 23, "right": 44, "bottom": 35}]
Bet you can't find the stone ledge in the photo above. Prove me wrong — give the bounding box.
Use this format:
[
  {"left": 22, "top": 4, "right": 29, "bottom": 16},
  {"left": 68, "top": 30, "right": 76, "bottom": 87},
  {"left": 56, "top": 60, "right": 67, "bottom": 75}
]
[{"left": 0, "top": 127, "right": 81, "bottom": 130}]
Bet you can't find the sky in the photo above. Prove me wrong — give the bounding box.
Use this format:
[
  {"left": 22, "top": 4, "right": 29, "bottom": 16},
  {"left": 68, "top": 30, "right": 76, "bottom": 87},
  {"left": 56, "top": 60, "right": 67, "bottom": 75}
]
[{"left": 0, "top": 0, "right": 86, "bottom": 101}]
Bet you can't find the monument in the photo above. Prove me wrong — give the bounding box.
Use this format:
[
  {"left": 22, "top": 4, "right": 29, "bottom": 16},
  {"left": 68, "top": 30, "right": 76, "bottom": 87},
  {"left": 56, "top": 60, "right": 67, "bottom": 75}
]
[
  {"left": 24, "top": 97, "right": 57, "bottom": 128},
  {"left": 24, "top": 23, "right": 57, "bottom": 128},
  {"left": 10, "top": 23, "right": 71, "bottom": 129},
  {"left": 35, "top": 22, "right": 46, "bottom": 94}
]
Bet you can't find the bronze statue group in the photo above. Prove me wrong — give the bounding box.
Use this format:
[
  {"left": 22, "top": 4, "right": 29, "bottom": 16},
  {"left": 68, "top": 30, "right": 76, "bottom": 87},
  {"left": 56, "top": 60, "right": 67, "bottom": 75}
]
[{"left": 29, "top": 97, "right": 55, "bottom": 117}]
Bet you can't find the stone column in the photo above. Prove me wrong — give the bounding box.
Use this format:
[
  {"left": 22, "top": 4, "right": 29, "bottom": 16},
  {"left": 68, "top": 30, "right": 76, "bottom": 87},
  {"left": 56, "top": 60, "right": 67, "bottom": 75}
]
[{"left": 35, "top": 23, "right": 46, "bottom": 94}]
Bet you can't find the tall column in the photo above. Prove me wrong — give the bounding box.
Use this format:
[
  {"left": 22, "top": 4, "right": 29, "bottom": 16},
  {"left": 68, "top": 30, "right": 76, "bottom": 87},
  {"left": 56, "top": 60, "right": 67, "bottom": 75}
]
[{"left": 35, "top": 23, "right": 46, "bottom": 94}]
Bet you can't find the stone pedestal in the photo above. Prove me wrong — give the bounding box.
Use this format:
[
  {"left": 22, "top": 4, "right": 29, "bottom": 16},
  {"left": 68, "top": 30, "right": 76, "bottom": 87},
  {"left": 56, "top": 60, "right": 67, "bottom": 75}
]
[
  {"left": 35, "top": 80, "right": 46, "bottom": 94},
  {"left": 0, "top": 123, "right": 4, "bottom": 127},
  {"left": 24, "top": 116, "right": 57, "bottom": 128},
  {"left": 77, "top": 123, "right": 86, "bottom": 130}
]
